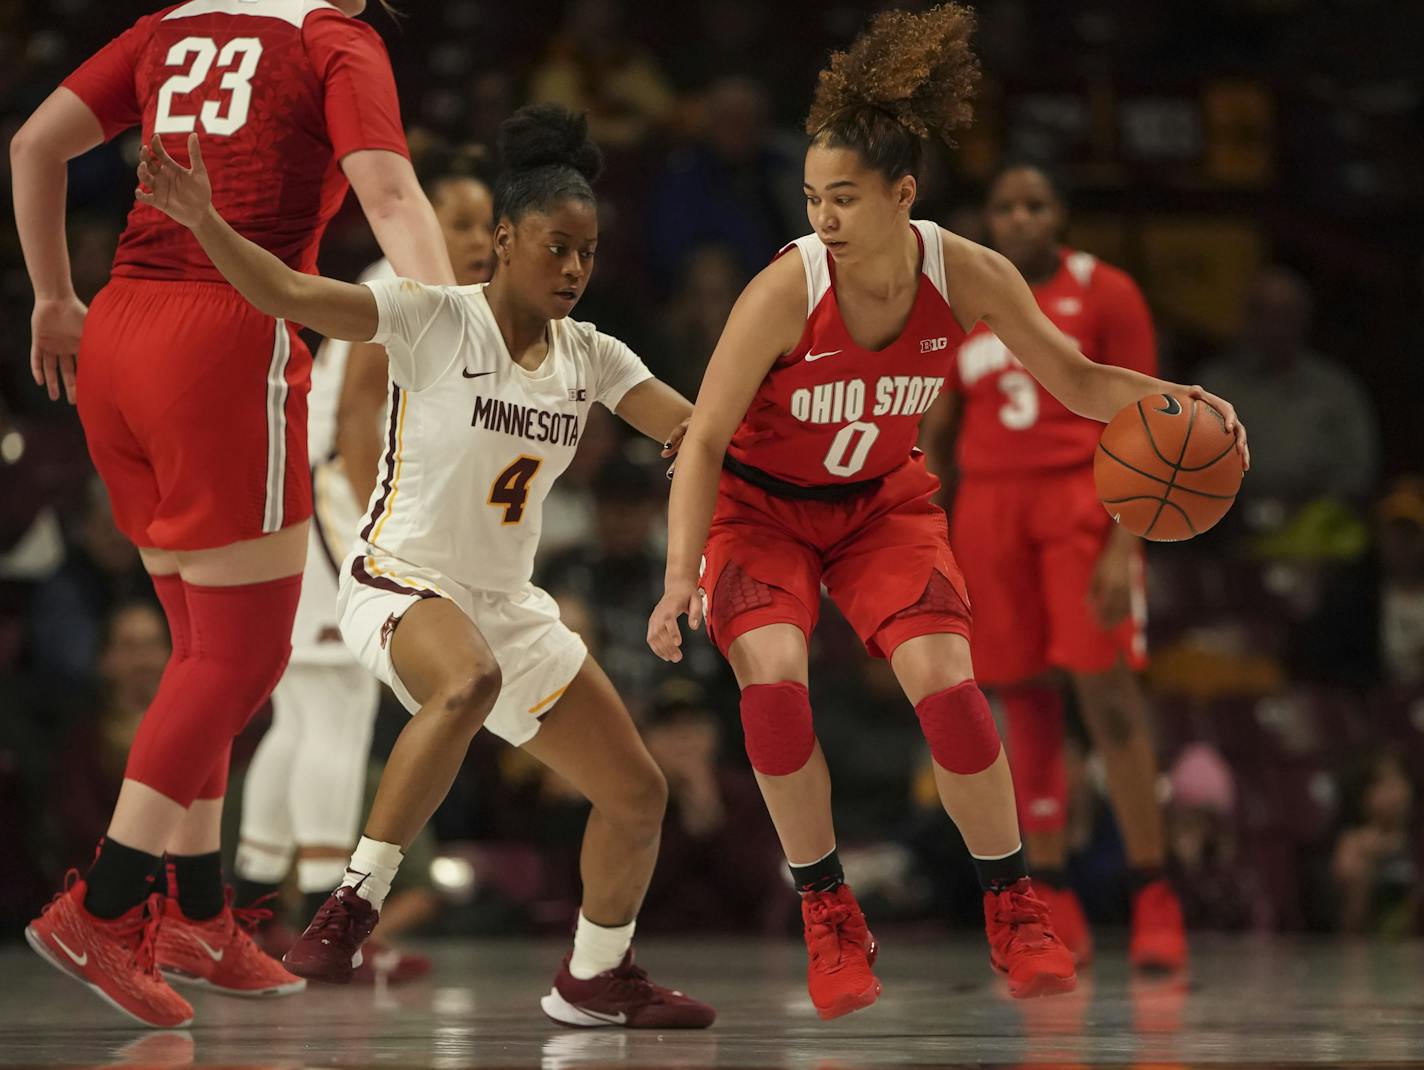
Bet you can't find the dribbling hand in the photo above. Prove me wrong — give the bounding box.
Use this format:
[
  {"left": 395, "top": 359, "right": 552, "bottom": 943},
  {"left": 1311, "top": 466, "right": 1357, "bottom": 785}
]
[
  {"left": 136, "top": 134, "right": 212, "bottom": 229},
  {"left": 1184, "top": 384, "right": 1250, "bottom": 472},
  {"left": 647, "top": 578, "right": 703, "bottom": 663}
]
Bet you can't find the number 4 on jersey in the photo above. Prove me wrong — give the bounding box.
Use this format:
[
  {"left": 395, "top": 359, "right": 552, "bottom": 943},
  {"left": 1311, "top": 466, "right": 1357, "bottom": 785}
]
[{"left": 489, "top": 456, "right": 542, "bottom": 524}]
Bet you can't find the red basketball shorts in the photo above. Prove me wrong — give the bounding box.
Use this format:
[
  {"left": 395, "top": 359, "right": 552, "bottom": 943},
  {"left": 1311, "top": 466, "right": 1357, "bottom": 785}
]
[
  {"left": 700, "top": 455, "right": 972, "bottom": 660},
  {"left": 951, "top": 464, "right": 1147, "bottom": 687},
  {"left": 77, "top": 278, "right": 312, "bottom": 551}
]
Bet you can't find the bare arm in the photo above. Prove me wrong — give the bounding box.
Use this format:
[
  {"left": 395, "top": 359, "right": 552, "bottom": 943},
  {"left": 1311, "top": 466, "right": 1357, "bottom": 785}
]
[
  {"left": 335, "top": 340, "right": 390, "bottom": 503},
  {"left": 11, "top": 88, "right": 104, "bottom": 402},
  {"left": 647, "top": 254, "right": 806, "bottom": 662},
  {"left": 138, "top": 134, "right": 378, "bottom": 341},
  {"left": 614, "top": 378, "right": 694, "bottom": 468},
  {"left": 947, "top": 235, "right": 1250, "bottom": 469},
  {"left": 342, "top": 149, "right": 456, "bottom": 286}
]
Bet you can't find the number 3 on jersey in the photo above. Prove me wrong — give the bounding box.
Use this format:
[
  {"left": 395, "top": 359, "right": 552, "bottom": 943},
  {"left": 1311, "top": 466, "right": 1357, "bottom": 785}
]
[
  {"left": 154, "top": 36, "right": 264, "bottom": 136},
  {"left": 489, "top": 456, "right": 542, "bottom": 524}
]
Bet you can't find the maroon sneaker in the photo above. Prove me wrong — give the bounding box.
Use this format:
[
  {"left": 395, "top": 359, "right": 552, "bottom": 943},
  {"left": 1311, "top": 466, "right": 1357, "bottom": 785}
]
[
  {"left": 281, "top": 886, "right": 378, "bottom": 984},
  {"left": 540, "top": 950, "right": 715, "bottom": 1029}
]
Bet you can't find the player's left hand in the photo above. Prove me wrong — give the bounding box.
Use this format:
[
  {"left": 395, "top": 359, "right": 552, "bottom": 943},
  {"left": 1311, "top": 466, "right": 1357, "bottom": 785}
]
[
  {"left": 136, "top": 133, "right": 212, "bottom": 229},
  {"left": 648, "top": 577, "right": 702, "bottom": 662},
  {"left": 1185, "top": 384, "right": 1249, "bottom": 472},
  {"left": 1088, "top": 540, "right": 1134, "bottom": 628},
  {"left": 30, "top": 295, "right": 87, "bottom": 404},
  {"left": 661, "top": 417, "right": 690, "bottom": 478}
]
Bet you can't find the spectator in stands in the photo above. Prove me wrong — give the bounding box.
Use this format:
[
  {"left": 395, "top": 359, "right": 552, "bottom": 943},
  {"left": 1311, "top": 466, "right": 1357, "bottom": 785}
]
[
  {"left": 528, "top": 0, "right": 676, "bottom": 150},
  {"left": 1165, "top": 743, "right": 1271, "bottom": 931},
  {"left": 28, "top": 476, "right": 153, "bottom": 684},
  {"left": 645, "top": 243, "right": 744, "bottom": 403},
  {"left": 1331, "top": 749, "right": 1421, "bottom": 935},
  {"left": 1197, "top": 265, "right": 1379, "bottom": 511},
  {"left": 53, "top": 600, "right": 169, "bottom": 869},
  {"left": 638, "top": 682, "right": 791, "bottom": 934},
  {"left": 650, "top": 76, "right": 802, "bottom": 285}
]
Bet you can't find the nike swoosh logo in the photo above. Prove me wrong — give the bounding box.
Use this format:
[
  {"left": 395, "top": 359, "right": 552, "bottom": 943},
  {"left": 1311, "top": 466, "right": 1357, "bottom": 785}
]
[
  {"left": 579, "top": 1008, "right": 628, "bottom": 1024},
  {"left": 52, "top": 934, "right": 87, "bottom": 967},
  {"left": 462, "top": 369, "right": 496, "bottom": 379},
  {"left": 195, "top": 936, "right": 225, "bottom": 962},
  {"left": 1156, "top": 394, "right": 1182, "bottom": 415},
  {"left": 804, "top": 349, "right": 843, "bottom": 363}
]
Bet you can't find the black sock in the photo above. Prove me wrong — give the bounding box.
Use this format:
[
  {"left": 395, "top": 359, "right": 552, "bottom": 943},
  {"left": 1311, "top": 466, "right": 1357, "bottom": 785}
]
[
  {"left": 305, "top": 890, "right": 335, "bottom": 922},
  {"left": 1034, "top": 867, "right": 1068, "bottom": 890},
  {"left": 171, "top": 851, "right": 225, "bottom": 920},
  {"left": 84, "top": 838, "right": 164, "bottom": 919},
  {"left": 974, "top": 846, "right": 1029, "bottom": 894},
  {"left": 1127, "top": 865, "right": 1165, "bottom": 895},
  {"left": 789, "top": 848, "right": 844, "bottom": 895},
  {"left": 234, "top": 877, "right": 281, "bottom": 909}
]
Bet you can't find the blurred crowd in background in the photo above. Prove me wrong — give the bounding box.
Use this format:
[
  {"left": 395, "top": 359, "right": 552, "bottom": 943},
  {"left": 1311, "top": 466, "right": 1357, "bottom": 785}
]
[{"left": 2, "top": 0, "right": 1423, "bottom": 945}]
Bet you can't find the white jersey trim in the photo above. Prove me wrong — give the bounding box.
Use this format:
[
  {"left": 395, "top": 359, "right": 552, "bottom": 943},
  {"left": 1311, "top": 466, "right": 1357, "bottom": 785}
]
[
  {"left": 914, "top": 220, "right": 949, "bottom": 302},
  {"left": 783, "top": 234, "right": 832, "bottom": 320},
  {"left": 163, "top": 0, "right": 337, "bottom": 27},
  {"left": 262, "top": 319, "right": 292, "bottom": 533}
]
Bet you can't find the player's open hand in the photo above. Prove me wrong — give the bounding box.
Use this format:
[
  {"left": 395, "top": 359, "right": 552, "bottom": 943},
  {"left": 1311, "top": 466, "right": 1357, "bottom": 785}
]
[
  {"left": 30, "top": 295, "right": 87, "bottom": 404},
  {"left": 136, "top": 134, "right": 212, "bottom": 229},
  {"left": 648, "top": 577, "right": 703, "bottom": 663},
  {"left": 1185, "top": 384, "right": 1249, "bottom": 472}
]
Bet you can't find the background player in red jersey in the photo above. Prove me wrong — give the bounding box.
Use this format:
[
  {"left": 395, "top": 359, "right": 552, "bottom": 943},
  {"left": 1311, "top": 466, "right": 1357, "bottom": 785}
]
[
  {"left": 12, "top": 0, "right": 454, "bottom": 1028},
  {"left": 647, "top": 5, "right": 1248, "bottom": 1019},
  {"left": 925, "top": 163, "right": 1186, "bottom": 971}
]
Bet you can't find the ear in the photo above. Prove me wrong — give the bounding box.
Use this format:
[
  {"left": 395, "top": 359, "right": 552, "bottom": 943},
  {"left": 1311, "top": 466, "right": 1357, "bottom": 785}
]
[
  {"left": 897, "top": 174, "right": 918, "bottom": 213},
  {"left": 494, "top": 219, "right": 514, "bottom": 263}
]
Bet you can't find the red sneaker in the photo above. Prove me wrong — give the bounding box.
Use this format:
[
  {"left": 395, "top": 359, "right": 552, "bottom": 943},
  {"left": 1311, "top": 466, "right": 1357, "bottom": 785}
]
[
  {"left": 281, "top": 885, "right": 378, "bottom": 984},
  {"left": 1129, "top": 878, "right": 1188, "bottom": 972},
  {"left": 25, "top": 875, "right": 193, "bottom": 1029},
  {"left": 156, "top": 892, "right": 305, "bottom": 997},
  {"left": 801, "top": 884, "right": 882, "bottom": 1021},
  {"left": 540, "top": 950, "right": 715, "bottom": 1029},
  {"left": 985, "top": 878, "right": 1078, "bottom": 998},
  {"left": 1031, "top": 880, "right": 1094, "bottom": 966},
  {"left": 350, "top": 937, "right": 432, "bottom": 984}
]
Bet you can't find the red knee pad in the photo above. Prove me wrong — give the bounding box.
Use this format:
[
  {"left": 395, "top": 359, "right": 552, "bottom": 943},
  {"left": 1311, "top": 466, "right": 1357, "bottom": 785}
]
[
  {"left": 1002, "top": 686, "right": 1067, "bottom": 834},
  {"left": 126, "top": 575, "right": 299, "bottom": 805},
  {"left": 740, "top": 682, "right": 815, "bottom": 776},
  {"left": 914, "top": 681, "right": 1002, "bottom": 775}
]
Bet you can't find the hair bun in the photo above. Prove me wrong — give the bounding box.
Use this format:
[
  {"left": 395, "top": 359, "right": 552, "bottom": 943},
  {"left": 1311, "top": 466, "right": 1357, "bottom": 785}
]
[{"left": 497, "top": 104, "right": 604, "bottom": 183}]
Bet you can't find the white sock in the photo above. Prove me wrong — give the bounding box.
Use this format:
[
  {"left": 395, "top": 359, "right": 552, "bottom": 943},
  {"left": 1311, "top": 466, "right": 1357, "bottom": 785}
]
[
  {"left": 297, "top": 856, "right": 350, "bottom": 894},
  {"left": 569, "top": 911, "right": 635, "bottom": 980},
  {"left": 235, "top": 842, "right": 293, "bottom": 884},
  {"left": 341, "top": 836, "right": 403, "bottom": 911}
]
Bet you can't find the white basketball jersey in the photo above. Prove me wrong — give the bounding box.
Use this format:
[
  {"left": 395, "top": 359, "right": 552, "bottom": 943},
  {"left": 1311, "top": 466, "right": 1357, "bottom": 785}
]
[
  {"left": 308, "top": 259, "right": 395, "bottom": 465},
  {"left": 354, "top": 278, "right": 653, "bottom": 593}
]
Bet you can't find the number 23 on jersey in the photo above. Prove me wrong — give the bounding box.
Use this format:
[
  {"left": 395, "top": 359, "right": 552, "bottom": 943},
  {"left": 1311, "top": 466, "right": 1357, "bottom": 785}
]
[{"left": 154, "top": 36, "right": 263, "bottom": 136}]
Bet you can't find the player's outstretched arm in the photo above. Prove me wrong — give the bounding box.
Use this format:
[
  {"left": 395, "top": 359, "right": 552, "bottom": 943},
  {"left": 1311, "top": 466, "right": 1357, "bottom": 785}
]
[
  {"left": 648, "top": 256, "right": 804, "bottom": 663},
  {"left": 11, "top": 88, "right": 105, "bottom": 403},
  {"left": 614, "top": 378, "right": 693, "bottom": 468},
  {"left": 950, "top": 234, "right": 1249, "bottom": 470},
  {"left": 137, "top": 134, "right": 378, "bottom": 343}
]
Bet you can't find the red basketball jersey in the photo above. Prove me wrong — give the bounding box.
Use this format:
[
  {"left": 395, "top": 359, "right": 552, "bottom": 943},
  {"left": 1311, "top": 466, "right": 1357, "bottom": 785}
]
[
  {"left": 726, "top": 220, "right": 968, "bottom": 488},
  {"left": 950, "top": 248, "right": 1157, "bottom": 476},
  {"left": 61, "top": 0, "right": 408, "bottom": 283}
]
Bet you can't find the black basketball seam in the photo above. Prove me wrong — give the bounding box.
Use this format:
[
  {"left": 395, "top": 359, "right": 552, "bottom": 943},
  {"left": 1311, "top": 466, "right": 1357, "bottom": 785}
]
[
  {"left": 1135, "top": 399, "right": 1177, "bottom": 469},
  {"left": 1097, "top": 444, "right": 1237, "bottom": 499},
  {"left": 1106, "top": 495, "right": 1197, "bottom": 537},
  {"left": 1177, "top": 438, "right": 1238, "bottom": 472},
  {"left": 1142, "top": 398, "right": 1198, "bottom": 538}
]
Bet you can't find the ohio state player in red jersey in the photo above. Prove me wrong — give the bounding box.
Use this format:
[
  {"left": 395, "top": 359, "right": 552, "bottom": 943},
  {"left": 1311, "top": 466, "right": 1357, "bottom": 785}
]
[
  {"left": 12, "top": 0, "right": 454, "bottom": 1028},
  {"left": 930, "top": 163, "right": 1185, "bottom": 971},
  {"left": 648, "top": 5, "right": 1247, "bottom": 1020}
]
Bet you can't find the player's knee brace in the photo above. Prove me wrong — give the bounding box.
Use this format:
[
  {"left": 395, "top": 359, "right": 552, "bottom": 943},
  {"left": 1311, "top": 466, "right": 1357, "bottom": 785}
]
[
  {"left": 740, "top": 682, "right": 815, "bottom": 776},
  {"left": 914, "top": 680, "right": 1002, "bottom": 775},
  {"left": 1002, "top": 686, "right": 1067, "bottom": 834}
]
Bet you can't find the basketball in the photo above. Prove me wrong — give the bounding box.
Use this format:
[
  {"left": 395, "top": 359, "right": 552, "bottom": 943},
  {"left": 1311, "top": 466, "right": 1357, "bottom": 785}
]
[{"left": 1093, "top": 393, "right": 1244, "bottom": 541}]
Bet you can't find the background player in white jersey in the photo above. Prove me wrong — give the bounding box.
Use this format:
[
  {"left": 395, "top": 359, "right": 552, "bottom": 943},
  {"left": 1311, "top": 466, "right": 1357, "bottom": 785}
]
[
  {"left": 136, "top": 104, "right": 715, "bottom": 1029},
  {"left": 233, "top": 155, "right": 495, "bottom": 983}
]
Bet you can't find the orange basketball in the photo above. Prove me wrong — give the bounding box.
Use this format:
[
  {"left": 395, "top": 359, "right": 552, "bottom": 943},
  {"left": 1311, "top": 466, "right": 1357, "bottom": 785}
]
[{"left": 1093, "top": 393, "right": 1244, "bottom": 541}]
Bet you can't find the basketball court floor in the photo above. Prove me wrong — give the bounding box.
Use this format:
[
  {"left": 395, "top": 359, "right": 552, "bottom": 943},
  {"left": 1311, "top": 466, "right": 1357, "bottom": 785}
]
[{"left": 2, "top": 933, "right": 1421, "bottom": 1068}]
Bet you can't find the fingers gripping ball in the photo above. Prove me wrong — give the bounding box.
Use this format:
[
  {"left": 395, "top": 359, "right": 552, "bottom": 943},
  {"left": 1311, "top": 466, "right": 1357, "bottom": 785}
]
[
  {"left": 1094, "top": 394, "right": 1243, "bottom": 541},
  {"left": 740, "top": 682, "right": 815, "bottom": 776}
]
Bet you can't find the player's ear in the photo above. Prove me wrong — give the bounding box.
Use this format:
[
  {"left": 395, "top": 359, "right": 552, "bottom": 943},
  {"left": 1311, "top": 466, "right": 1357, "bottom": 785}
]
[
  {"left": 494, "top": 219, "right": 514, "bottom": 266},
  {"left": 896, "top": 174, "right": 917, "bottom": 213}
]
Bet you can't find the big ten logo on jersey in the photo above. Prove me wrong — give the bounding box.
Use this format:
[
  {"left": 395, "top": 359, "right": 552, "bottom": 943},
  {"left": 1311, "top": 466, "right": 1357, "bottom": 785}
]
[
  {"left": 789, "top": 375, "right": 946, "bottom": 427},
  {"left": 920, "top": 336, "right": 949, "bottom": 353}
]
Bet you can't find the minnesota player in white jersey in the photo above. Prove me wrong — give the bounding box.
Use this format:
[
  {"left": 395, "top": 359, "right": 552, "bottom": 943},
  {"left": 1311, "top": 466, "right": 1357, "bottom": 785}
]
[
  {"left": 233, "top": 160, "right": 495, "bottom": 984},
  {"left": 137, "top": 104, "right": 716, "bottom": 1028}
]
